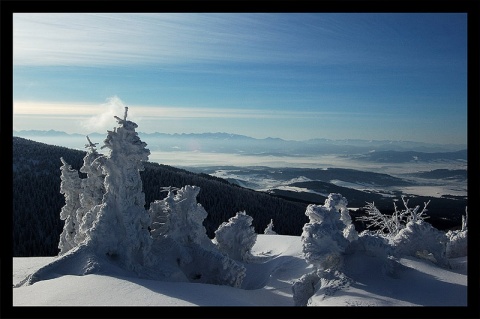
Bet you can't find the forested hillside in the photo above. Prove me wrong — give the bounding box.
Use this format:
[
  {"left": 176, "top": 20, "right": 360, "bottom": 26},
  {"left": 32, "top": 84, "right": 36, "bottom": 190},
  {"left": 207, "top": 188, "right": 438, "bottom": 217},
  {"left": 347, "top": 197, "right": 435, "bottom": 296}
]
[{"left": 12, "top": 137, "right": 308, "bottom": 257}]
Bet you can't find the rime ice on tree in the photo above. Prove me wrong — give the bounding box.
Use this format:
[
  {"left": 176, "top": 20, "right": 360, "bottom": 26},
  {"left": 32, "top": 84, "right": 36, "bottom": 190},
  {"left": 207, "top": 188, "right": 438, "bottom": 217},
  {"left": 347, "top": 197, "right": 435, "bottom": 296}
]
[
  {"left": 301, "top": 193, "right": 356, "bottom": 271},
  {"left": 358, "top": 195, "right": 430, "bottom": 237},
  {"left": 58, "top": 157, "right": 82, "bottom": 255},
  {"left": 214, "top": 211, "right": 257, "bottom": 262},
  {"left": 149, "top": 185, "right": 215, "bottom": 249},
  {"left": 445, "top": 207, "right": 467, "bottom": 258},
  {"left": 148, "top": 186, "right": 246, "bottom": 287},
  {"left": 87, "top": 107, "right": 152, "bottom": 271},
  {"left": 357, "top": 196, "right": 451, "bottom": 266},
  {"left": 264, "top": 219, "right": 277, "bottom": 235},
  {"left": 393, "top": 220, "right": 449, "bottom": 267},
  {"left": 74, "top": 136, "right": 105, "bottom": 246},
  {"left": 293, "top": 193, "right": 357, "bottom": 306}
]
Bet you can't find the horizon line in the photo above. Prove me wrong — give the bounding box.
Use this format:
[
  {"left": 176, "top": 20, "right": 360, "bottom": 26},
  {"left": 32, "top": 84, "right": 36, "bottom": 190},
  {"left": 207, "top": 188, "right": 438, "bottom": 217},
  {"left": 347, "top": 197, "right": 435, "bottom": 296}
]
[{"left": 12, "top": 129, "right": 468, "bottom": 147}]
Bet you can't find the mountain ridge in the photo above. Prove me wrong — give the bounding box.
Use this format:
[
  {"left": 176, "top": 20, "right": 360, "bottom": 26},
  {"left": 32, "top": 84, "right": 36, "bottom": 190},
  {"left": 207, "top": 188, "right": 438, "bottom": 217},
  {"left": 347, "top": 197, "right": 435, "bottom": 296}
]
[
  {"left": 13, "top": 129, "right": 466, "bottom": 150},
  {"left": 13, "top": 129, "right": 466, "bottom": 154}
]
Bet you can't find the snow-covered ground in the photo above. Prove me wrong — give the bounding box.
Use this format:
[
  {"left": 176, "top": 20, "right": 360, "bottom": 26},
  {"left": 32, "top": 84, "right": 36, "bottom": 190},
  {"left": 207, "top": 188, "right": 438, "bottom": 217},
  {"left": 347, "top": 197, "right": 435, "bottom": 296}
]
[{"left": 12, "top": 234, "right": 467, "bottom": 307}]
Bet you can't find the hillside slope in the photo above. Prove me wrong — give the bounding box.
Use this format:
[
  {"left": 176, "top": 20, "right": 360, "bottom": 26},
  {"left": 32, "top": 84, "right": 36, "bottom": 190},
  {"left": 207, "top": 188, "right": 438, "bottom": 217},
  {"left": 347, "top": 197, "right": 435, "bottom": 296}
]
[{"left": 12, "top": 137, "right": 308, "bottom": 256}]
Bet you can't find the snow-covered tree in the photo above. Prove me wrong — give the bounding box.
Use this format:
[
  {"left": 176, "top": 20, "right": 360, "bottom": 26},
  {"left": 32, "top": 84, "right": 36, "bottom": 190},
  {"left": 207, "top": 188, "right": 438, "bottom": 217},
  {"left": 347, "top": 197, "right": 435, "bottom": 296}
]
[
  {"left": 149, "top": 185, "right": 215, "bottom": 249},
  {"left": 461, "top": 206, "right": 468, "bottom": 231},
  {"left": 446, "top": 230, "right": 467, "bottom": 258},
  {"left": 58, "top": 157, "right": 82, "bottom": 255},
  {"left": 214, "top": 211, "right": 257, "bottom": 262},
  {"left": 301, "top": 193, "right": 356, "bottom": 271},
  {"left": 446, "top": 229, "right": 467, "bottom": 258},
  {"left": 356, "top": 230, "right": 391, "bottom": 259},
  {"left": 74, "top": 136, "right": 105, "bottom": 246},
  {"left": 445, "top": 207, "right": 468, "bottom": 258},
  {"left": 357, "top": 196, "right": 450, "bottom": 267},
  {"left": 292, "top": 271, "right": 321, "bottom": 306},
  {"left": 357, "top": 201, "right": 400, "bottom": 236},
  {"left": 401, "top": 195, "right": 430, "bottom": 224},
  {"left": 264, "top": 219, "right": 277, "bottom": 235},
  {"left": 148, "top": 185, "right": 246, "bottom": 287},
  {"left": 392, "top": 220, "right": 449, "bottom": 267},
  {"left": 292, "top": 193, "right": 358, "bottom": 306},
  {"left": 357, "top": 196, "right": 430, "bottom": 237},
  {"left": 86, "top": 107, "right": 152, "bottom": 272}
]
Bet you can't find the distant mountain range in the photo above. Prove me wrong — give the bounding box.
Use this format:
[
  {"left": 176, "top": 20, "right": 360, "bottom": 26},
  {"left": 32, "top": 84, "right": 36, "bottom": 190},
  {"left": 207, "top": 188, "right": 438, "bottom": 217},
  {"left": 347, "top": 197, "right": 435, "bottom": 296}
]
[{"left": 13, "top": 130, "right": 467, "bottom": 158}]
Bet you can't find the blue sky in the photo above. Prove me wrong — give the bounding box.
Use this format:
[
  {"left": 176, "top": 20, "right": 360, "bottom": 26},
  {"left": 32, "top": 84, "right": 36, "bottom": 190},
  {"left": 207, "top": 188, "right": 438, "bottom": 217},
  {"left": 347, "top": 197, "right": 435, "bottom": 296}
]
[{"left": 13, "top": 13, "right": 467, "bottom": 144}]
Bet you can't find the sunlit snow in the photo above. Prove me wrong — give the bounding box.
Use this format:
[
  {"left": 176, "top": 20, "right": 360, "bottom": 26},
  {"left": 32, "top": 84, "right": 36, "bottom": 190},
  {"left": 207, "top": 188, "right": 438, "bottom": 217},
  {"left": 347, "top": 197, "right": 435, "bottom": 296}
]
[{"left": 12, "top": 234, "right": 467, "bottom": 307}]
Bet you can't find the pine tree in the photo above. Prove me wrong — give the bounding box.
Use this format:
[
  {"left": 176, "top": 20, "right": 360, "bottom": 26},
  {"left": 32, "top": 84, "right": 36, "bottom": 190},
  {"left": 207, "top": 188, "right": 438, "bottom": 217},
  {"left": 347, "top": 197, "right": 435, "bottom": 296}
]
[
  {"left": 74, "top": 136, "right": 105, "bottom": 246},
  {"left": 148, "top": 185, "right": 246, "bottom": 287},
  {"left": 445, "top": 206, "right": 468, "bottom": 258},
  {"left": 87, "top": 107, "right": 152, "bottom": 271},
  {"left": 264, "top": 219, "right": 277, "bottom": 235},
  {"left": 293, "top": 193, "right": 356, "bottom": 305},
  {"left": 461, "top": 206, "right": 468, "bottom": 231},
  {"left": 214, "top": 211, "right": 257, "bottom": 262},
  {"left": 149, "top": 185, "right": 215, "bottom": 249},
  {"left": 58, "top": 157, "right": 82, "bottom": 255},
  {"left": 301, "top": 193, "right": 353, "bottom": 271}
]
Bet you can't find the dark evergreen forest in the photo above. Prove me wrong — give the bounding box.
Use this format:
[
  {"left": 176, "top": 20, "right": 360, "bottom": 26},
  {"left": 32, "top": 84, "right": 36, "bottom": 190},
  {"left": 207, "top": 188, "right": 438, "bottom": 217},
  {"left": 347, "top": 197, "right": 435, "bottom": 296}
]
[{"left": 12, "top": 137, "right": 309, "bottom": 257}]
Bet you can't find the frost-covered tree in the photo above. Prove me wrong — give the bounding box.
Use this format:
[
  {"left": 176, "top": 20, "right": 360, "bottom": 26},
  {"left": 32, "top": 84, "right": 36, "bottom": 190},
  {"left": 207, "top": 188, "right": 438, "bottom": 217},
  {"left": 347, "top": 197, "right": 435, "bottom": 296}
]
[
  {"left": 74, "top": 136, "right": 105, "bottom": 246},
  {"left": 292, "top": 271, "right": 321, "bottom": 306},
  {"left": 86, "top": 107, "right": 152, "bottom": 271},
  {"left": 392, "top": 219, "right": 449, "bottom": 267},
  {"left": 357, "top": 202, "right": 400, "bottom": 236},
  {"left": 462, "top": 206, "right": 468, "bottom": 231},
  {"left": 356, "top": 230, "right": 391, "bottom": 259},
  {"left": 357, "top": 197, "right": 450, "bottom": 267},
  {"left": 446, "top": 207, "right": 468, "bottom": 258},
  {"left": 58, "top": 157, "right": 83, "bottom": 255},
  {"left": 148, "top": 185, "right": 246, "bottom": 287},
  {"left": 264, "top": 219, "right": 277, "bottom": 235},
  {"left": 446, "top": 229, "right": 467, "bottom": 258},
  {"left": 214, "top": 211, "right": 257, "bottom": 262},
  {"left": 292, "top": 193, "right": 358, "bottom": 306},
  {"left": 149, "top": 185, "right": 215, "bottom": 249},
  {"left": 300, "top": 193, "right": 356, "bottom": 271},
  {"left": 357, "top": 196, "right": 430, "bottom": 237},
  {"left": 400, "top": 195, "right": 430, "bottom": 224}
]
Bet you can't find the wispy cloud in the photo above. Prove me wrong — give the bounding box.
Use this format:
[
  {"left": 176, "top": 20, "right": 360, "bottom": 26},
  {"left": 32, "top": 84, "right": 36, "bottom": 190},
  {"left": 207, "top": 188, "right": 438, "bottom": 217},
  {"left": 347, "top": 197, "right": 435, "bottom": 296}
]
[
  {"left": 138, "top": 106, "right": 356, "bottom": 120},
  {"left": 13, "top": 13, "right": 352, "bottom": 67},
  {"left": 14, "top": 97, "right": 366, "bottom": 131},
  {"left": 13, "top": 101, "right": 100, "bottom": 115}
]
